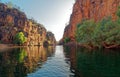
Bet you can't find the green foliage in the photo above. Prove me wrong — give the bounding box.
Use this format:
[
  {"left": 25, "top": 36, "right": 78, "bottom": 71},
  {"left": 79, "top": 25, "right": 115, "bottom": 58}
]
[
  {"left": 0, "top": 41, "right": 2, "bottom": 44},
  {"left": 76, "top": 20, "right": 96, "bottom": 44},
  {"left": 16, "top": 48, "right": 27, "bottom": 63},
  {"left": 64, "top": 37, "right": 71, "bottom": 44},
  {"left": 14, "top": 32, "right": 27, "bottom": 45},
  {"left": 117, "top": 6, "right": 120, "bottom": 24},
  {"left": 93, "top": 17, "right": 120, "bottom": 46},
  {"left": 117, "top": 6, "right": 120, "bottom": 18},
  {"left": 76, "top": 6, "right": 120, "bottom": 47}
]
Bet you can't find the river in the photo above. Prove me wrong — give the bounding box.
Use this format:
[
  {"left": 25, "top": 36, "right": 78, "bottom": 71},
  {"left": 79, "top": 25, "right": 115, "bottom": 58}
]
[{"left": 0, "top": 45, "right": 120, "bottom": 77}]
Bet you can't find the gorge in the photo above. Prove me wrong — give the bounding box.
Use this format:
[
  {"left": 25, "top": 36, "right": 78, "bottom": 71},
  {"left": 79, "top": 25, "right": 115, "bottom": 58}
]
[{"left": 1, "top": 0, "right": 120, "bottom": 77}]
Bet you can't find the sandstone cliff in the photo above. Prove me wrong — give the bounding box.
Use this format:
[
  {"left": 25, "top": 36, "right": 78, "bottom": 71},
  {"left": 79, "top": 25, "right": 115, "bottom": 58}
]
[
  {"left": 0, "top": 3, "right": 56, "bottom": 46},
  {"left": 46, "top": 31, "right": 56, "bottom": 45},
  {"left": 63, "top": 0, "right": 120, "bottom": 41}
]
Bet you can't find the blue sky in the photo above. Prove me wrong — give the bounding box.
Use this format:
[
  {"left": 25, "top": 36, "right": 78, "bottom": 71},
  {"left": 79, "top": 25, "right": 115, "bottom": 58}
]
[{"left": 1, "top": 0, "right": 75, "bottom": 41}]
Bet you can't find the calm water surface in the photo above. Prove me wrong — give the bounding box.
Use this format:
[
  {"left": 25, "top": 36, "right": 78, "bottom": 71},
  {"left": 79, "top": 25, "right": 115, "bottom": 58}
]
[
  {"left": 0, "top": 46, "right": 74, "bottom": 77},
  {"left": 0, "top": 45, "right": 120, "bottom": 77}
]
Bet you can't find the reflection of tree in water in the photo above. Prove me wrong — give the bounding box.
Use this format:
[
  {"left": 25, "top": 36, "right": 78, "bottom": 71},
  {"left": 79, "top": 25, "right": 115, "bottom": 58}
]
[
  {"left": 0, "top": 46, "right": 55, "bottom": 77},
  {"left": 76, "top": 48, "right": 120, "bottom": 77},
  {"left": 64, "top": 46, "right": 120, "bottom": 77},
  {"left": 0, "top": 48, "right": 27, "bottom": 77}
]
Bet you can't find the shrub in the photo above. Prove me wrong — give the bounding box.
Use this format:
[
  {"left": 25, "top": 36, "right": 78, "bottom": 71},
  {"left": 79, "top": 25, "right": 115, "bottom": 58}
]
[
  {"left": 75, "top": 8, "right": 120, "bottom": 47},
  {"left": 76, "top": 20, "right": 96, "bottom": 44},
  {"left": 117, "top": 6, "right": 120, "bottom": 18},
  {"left": 93, "top": 17, "right": 120, "bottom": 46},
  {"left": 117, "top": 6, "right": 120, "bottom": 24},
  {"left": 74, "top": 6, "right": 120, "bottom": 48},
  {"left": 64, "top": 37, "right": 71, "bottom": 44},
  {"left": 14, "top": 32, "right": 27, "bottom": 45}
]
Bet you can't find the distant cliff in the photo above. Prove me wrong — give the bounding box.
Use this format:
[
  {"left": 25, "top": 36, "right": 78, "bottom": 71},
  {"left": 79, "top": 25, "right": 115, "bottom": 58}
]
[
  {"left": 63, "top": 0, "right": 120, "bottom": 41},
  {"left": 46, "top": 31, "right": 56, "bottom": 45},
  {"left": 0, "top": 3, "right": 56, "bottom": 46}
]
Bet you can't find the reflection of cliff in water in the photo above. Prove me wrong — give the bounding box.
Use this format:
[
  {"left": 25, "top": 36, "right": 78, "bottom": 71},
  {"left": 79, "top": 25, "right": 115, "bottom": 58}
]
[
  {"left": 0, "top": 46, "right": 55, "bottom": 77},
  {"left": 64, "top": 45, "right": 120, "bottom": 77},
  {"left": 63, "top": 45, "right": 79, "bottom": 76}
]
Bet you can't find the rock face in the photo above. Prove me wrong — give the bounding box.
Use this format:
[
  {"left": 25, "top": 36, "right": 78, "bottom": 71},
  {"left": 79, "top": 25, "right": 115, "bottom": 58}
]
[
  {"left": 0, "top": 3, "right": 56, "bottom": 45},
  {"left": 23, "top": 20, "right": 47, "bottom": 46},
  {"left": 63, "top": 0, "right": 120, "bottom": 41},
  {"left": 46, "top": 31, "right": 56, "bottom": 45}
]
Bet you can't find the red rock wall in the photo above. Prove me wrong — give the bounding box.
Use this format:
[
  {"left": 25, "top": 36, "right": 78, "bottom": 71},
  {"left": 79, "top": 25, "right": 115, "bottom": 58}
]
[
  {"left": 0, "top": 3, "right": 56, "bottom": 45},
  {"left": 63, "top": 0, "right": 120, "bottom": 41}
]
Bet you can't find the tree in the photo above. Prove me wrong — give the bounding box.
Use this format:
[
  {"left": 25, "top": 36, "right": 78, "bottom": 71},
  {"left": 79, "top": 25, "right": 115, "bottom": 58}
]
[
  {"left": 117, "top": 6, "right": 120, "bottom": 24},
  {"left": 93, "top": 17, "right": 120, "bottom": 46},
  {"left": 117, "top": 6, "right": 120, "bottom": 18},
  {"left": 64, "top": 37, "right": 71, "bottom": 44},
  {"left": 75, "top": 14, "right": 120, "bottom": 48},
  {"left": 14, "top": 32, "right": 27, "bottom": 45},
  {"left": 76, "top": 20, "right": 96, "bottom": 44}
]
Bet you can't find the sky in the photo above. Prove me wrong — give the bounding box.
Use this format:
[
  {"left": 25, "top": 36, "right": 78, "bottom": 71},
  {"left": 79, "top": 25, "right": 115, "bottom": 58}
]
[{"left": 1, "top": 0, "right": 75, "bottom": 41}]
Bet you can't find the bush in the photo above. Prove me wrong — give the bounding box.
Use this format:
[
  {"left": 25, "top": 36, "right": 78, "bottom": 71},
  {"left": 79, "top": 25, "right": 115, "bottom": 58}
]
[
  {"left": 93, "top": 17, "right": 120, "bottom": 46},
  {"left": 76, "top": 20, "right": 96, "bottom": 44},
  {"left": 117, "top": 6, "right": 120, "bottom": 18},
  {"left": 117, "top": 6, "right": 120, "bottom": 24},
  {"left": 75, "top": 6, "right": 120, "bottom": 47},
  {"left": 14, "top": 32, "right": 27, "bottom": 45},
  {"left": 64, "top": 37, "right": 71, "bottom": 44}
]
